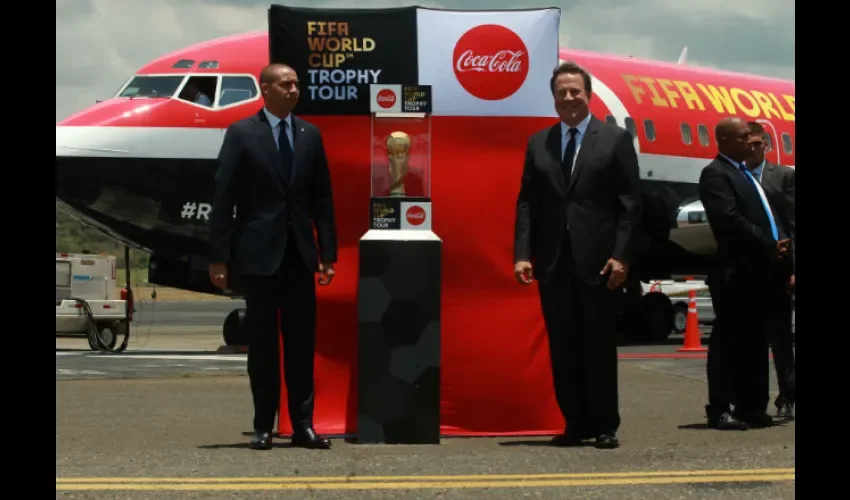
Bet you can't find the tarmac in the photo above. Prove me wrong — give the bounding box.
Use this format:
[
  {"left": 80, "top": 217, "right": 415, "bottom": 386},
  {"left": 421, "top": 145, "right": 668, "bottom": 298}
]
[{"left": 56, "top": 300, "right": 795, "bottom": 499}]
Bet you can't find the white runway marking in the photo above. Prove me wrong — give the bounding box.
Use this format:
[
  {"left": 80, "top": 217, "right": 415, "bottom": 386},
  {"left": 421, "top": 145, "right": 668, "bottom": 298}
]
[
  {"left": 56, "top": 352, "right": 246, "bottom": 362},
  {"left": 57, "top": 368, "right": 108, "bottom": 376},
  {"left": 107, "top": 354, "right": 246, "bottom": 361}
]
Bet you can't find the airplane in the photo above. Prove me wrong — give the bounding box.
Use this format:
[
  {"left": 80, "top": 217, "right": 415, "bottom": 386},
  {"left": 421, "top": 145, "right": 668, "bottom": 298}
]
[{"left": 55, "top": 30, "right": 795, "bottom": 346}]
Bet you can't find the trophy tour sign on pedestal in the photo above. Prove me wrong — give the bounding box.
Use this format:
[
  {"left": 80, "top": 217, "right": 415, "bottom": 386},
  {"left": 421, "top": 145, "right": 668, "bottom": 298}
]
[{"left": 356, "top": 83, "right": 442, "bottom": 445}]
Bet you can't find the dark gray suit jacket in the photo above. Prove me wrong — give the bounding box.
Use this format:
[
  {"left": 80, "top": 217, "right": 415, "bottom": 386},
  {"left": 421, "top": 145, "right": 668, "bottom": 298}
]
[
  {"left": 699, "top": 156, "right": 790, "bottom": 289},
  {"left": 513, "top": 115, "right": 642, "bottom": 284},
  {"left": 761, "top": 162, "right": 795, "bottom": 272},
  {"left": 208, "top": 108, "right": 338, "bottom": 278}
]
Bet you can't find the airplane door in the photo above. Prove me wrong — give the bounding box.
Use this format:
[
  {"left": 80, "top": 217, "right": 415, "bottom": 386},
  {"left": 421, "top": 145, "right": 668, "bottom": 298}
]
[{"left": 755, "top": 119, "right": 781, "bottom": 165}]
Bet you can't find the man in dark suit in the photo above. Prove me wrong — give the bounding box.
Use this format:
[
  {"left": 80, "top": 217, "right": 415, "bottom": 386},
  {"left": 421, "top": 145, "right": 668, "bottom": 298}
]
[
  {"left": 208, "top": 63, "right": 338, "bottom": 450},
  {"left": 698, "top": 117, "right": 791, "bottom": 430},
  {"left": 513, "top": 61, "right": 641, "bottom": 449},
  {"left": 747, "top": 122, "right": 795, "bottom": 421}
]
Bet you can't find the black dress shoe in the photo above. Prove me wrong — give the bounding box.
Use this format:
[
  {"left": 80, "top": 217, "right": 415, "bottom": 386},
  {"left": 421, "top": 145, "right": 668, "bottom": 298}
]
[
  {"left": 776, "top": 402, "right": 794, "bottom": 421},
  {"left": 734, "top": 410, "right": 775, "bottom": 428},
  {"left": 550, "top": 433, "right": 585, "bottom": 447},
  {"left": 707, "top": 411, "right": 749, "bottom": 430},
  {"left": 595, "top": 434, "right": 619, "bottom": 449},
  {"left": 775, "top": 396, "right": 794, "bottom": 421},
  {"left": 550, "top": 426, "right": 594, "bottom": 447},
  {"left": 249, "top": 431, "right": 273, "bottom": 450},
  {"left": 291, "top": 427, "right": 332, "bottom": 449}
]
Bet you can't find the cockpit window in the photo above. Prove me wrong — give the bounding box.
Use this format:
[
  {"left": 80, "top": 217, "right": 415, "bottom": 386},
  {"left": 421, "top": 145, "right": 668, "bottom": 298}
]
[
  {"left": 218, "top": 76, "right": 259, "bottom": 107},
  {"left": 178, "top": 75, "right": 218, "bottom": 107},
  {"left": 118, "top": 75, "right": 185, "bottom": 98},
  {"left": 198, "top": 60, "right": 219, "bottom": 69},
  {"left": 172, "top": 59, "right": 195, "bottom": 69}
]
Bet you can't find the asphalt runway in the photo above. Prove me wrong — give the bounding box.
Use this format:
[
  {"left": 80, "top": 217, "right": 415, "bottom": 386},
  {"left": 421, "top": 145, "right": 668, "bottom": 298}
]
[
  {"left": 56, "top": 300, "right": 795, "bottom": 499},
  {"left": 57, "top": 296, "right": 710, "bottom": 381},
  {"left": 130, "top": 299, "right": 246, "bottom": 327},
  {"left": 56, "top": 357, "right": 795, "bottom": 500},
  {"left": 56, "top": 299, "right": 793, "bottom": 381},
  {"left": 80, "top": 297, "right": 794, "bottom": 332}
]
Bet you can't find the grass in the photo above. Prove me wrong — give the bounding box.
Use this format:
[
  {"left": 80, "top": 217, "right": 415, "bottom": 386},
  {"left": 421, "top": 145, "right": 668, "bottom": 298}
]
[
  {"left": 129, "top": 285, "right": 232, "bottom": 302},
  {"left": 119, "top": 268, "right": 233, "bottom": 302}
]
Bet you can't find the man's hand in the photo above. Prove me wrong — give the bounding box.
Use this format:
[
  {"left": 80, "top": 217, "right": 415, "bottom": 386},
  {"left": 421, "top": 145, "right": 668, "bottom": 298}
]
[
  {"left": 318, "top": 261, "right": 335, "bottom": 286},
  {"left": 514, "top": 260, "right": 533, "bottom": 285},
  {"left": 209, "top": 262, "right": 228, "bottom": 291},
  {"left": 788, "top": 273, "right": 795, "bottom": 293},
  {"left": 600, "top": 258, "right": 628, "bottom": 290},
  {"left": 772, "top": 239, "right": 791, "bottom": 262}
]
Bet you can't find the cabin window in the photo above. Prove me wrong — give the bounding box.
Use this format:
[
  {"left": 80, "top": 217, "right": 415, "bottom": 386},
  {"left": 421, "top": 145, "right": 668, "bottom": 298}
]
[
  {"left": 697, "top": 124, "right": 709, "bottom": 147},
  {"left": 218, "top": 76, "right": 260, "bottom": 107},
  {"left": 764, "top": 132, "right": 774, "bottom": 152},
  {"left": 177, "top": 75, "right": 217, "bottom": 107},
  {"left": 117, "top": 75, "right": 186, "bottom": 98},
  {"left": 680, "top": 123, "right": 692, "bottom": 145},
  {"left": 172, "top": 59, "right": 195, "bottom": 69},
  {"left": 643, "top": 119, "right": 656, "bottom": 142},
  {"left": 624, "top": 117, "right": 636, "bottom": 138},
  {"left": 781, "top": 133, "right": 793, "bottom": 154},
  {"left": 198, "top": 60, "right": 219, "bottom": 69},
  {"left": 605, "top": 115, "right": 617, "bottom": 125}
]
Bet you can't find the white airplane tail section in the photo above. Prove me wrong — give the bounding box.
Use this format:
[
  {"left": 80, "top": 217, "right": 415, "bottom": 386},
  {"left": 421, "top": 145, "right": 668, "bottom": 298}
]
[{"left": 677, "top": 46, "right": 688, "bottom": 65}]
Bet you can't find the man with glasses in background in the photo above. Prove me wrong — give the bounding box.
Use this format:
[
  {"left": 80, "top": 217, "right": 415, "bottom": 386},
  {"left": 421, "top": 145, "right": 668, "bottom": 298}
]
[{"left": 746, "top": 122, "right": 795, "bottom": 421}]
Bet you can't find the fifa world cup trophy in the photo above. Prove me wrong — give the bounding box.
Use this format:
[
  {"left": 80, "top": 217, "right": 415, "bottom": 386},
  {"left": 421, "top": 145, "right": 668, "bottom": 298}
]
[{"left": 386, "top": 131, "right": 411, "bottom": 197}]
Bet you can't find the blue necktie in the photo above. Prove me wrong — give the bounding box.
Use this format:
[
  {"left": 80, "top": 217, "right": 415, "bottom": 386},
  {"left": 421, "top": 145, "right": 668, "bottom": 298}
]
[{"left": 739, "top": 165, "right": 778, "bottom": 240}]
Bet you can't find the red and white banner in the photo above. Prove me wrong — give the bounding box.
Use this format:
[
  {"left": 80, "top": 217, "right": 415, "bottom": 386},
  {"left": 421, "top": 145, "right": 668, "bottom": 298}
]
[
  {"left": 416, "top": 8, "right": 560, "bottom": 117},
  {"left": 268, "top": 6, "right": 567, "bottom": 438}
]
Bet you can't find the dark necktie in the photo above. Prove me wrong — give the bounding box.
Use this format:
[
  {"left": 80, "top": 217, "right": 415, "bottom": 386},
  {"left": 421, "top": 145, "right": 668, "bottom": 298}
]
[
  {"left": 562, "top": 127, "right": 578, "bottom": 183},
  {"left": 278, "top": 120, "right": 293, "bottom": 181}
]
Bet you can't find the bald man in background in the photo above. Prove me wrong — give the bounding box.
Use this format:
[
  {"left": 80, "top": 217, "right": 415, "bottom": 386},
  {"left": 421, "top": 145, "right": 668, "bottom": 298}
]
[{"left": 698, "top": 117, "right": 790, "bottom": 430}]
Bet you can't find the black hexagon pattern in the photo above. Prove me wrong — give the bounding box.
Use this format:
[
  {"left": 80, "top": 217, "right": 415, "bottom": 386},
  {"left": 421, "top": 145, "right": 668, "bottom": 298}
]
[{"left": 356, "top": 238, "right": 442, "bottom": 444}]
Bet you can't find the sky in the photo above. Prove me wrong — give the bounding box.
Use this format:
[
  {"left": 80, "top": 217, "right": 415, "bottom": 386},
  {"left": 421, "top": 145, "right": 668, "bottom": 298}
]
[{"left": 55, "top": 0, "right": 794, "bottom": 122}]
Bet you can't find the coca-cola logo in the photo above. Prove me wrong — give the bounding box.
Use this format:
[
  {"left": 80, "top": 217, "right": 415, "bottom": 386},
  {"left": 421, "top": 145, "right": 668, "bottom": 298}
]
[
  {"left": 452, "top": 24, "right": 530, "bottom": 101},
  {"left": 376, "top": 88, "right": 397, "bottom": 108},
  {"left": 406, "top": 205, "right": 425, "bottom": 226}
]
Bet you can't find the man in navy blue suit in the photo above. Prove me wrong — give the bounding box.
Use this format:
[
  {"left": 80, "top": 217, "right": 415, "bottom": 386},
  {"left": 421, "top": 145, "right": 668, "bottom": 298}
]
[{"left": 208, "top": 63, "right": 338, "bottom": 450}]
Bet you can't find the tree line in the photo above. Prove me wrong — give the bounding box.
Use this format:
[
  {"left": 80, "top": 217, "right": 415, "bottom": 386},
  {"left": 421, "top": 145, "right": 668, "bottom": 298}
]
[{"left": 56, "top": 209, "right": 150, "bottom": 277}]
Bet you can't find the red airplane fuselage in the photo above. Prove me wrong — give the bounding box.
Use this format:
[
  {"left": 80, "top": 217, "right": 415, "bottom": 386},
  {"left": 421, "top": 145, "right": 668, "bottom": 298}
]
[{"left": 55, "top": 31, "right": 795, "bottom": 341}]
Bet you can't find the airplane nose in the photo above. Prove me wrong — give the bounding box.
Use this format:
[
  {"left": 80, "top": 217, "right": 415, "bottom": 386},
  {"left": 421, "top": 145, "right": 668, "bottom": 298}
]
[
  {"left": 56, "top": 125, "right": 133, "bottom": 158},
  {"left": 55, "top": 119, "right": 154, "bottom": 249},
  {"left": 55, "top": 118, "right": 218, "bottom": 256},
  {"left": 58, "top": 98, "right": 160, "bottom": 127}
]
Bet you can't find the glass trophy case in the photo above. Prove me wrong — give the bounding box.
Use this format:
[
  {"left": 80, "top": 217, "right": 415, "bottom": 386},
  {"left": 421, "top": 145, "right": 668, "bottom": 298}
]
[
  {"left": 368, "top": 84, "right": 432, "bottom": 230},
  {"left": 370, "top": 114, "right": 431, "bottom": 200}
]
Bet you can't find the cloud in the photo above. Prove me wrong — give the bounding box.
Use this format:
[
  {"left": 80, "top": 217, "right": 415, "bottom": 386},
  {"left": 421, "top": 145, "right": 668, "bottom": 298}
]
[{"left": 56, "top": 0, "right": 794, "bottom": 121}]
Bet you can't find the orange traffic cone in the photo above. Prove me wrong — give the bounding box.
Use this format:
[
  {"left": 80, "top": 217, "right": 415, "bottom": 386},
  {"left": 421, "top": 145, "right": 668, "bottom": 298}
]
[{"left": 677, "top": 289, "right": 708, "bottom": 352}]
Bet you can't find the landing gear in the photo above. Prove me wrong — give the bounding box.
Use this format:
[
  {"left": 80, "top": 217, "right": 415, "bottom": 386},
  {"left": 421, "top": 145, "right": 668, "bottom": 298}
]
[
  {"left": 223, "top": 308, "right": 248, "bottom": 346},
  {"left": 639, "top": 292, "right": 675, "bottom": 342},
  {"left": 618, "top": 289, "right": 675, "bottom": 343}
]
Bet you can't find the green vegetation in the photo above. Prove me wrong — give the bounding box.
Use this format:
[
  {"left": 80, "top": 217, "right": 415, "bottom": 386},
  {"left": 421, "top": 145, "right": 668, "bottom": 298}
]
[{"left": 56, "top": 210, "right": 150, "bottom": 285}]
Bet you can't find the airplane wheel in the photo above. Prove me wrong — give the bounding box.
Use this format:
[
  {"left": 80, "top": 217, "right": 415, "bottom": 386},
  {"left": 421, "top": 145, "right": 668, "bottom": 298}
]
[
  {"left": 672, "top": 302, "right": 688, "bottom": 334},
  {"left": 223, "top": 308, "right": 248, "bottom": 346},
  {"left": 640, "top": 292, "right": 674, "bottom": 342}
]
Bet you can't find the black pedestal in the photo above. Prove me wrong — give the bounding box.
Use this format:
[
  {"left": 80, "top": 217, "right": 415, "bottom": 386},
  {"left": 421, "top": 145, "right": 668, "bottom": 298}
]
[{"left": 356, "top": 229, "right": 442, "bottom": 444}]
